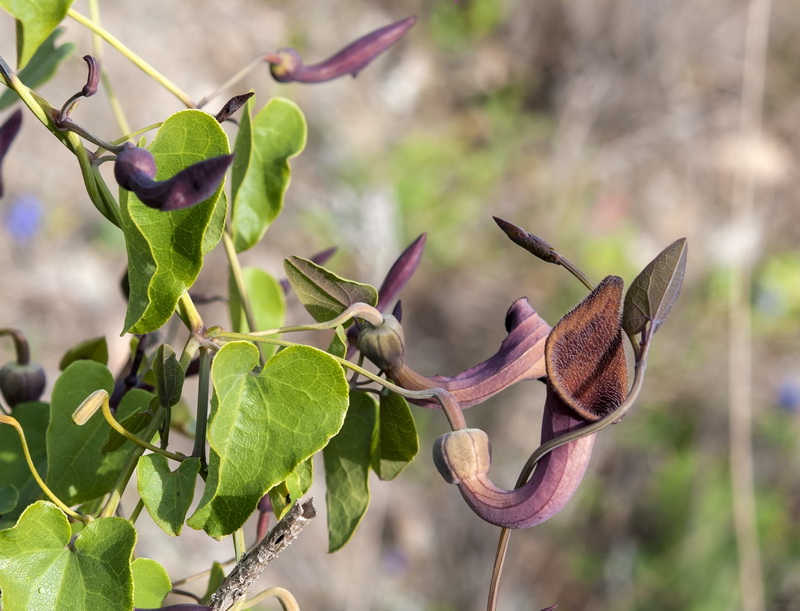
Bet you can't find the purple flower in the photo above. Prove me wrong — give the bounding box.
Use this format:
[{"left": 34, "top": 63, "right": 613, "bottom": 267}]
[
  {"left": 265, "top": 16, "right": 416, "bottom": 83},
  {"left": 114, "top": 145, "right": 233, "bottom": 211},
  {"left": 0, "top": 108, "right": 22, "bottom": 198}
]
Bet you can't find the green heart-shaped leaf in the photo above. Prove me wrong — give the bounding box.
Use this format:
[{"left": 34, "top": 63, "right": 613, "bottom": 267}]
[
  {"left": 187, "top": 342, "right": 348, "bottom": 537},
  {"left": 0, "top": 501, "right": 135, "bottom": 609},
  {"left": 137, "top": 454, "right": 200, "bottom": 537},
  {"left": 120, "top": 109, "right": 229, "bottom": 334},
  {"left": 324, "top": 391, "right": 377, "bottom": 552},
  {"left": 231, "top": 96, "right": 307, "bottom": 252},
  {"left": 58, "top": 336, "right": 108, "bottom": 371}
]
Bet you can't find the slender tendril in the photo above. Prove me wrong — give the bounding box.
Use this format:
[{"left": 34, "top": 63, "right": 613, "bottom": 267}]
[{"left": 0, "top": 415, "right": 85, "bottom": 522}]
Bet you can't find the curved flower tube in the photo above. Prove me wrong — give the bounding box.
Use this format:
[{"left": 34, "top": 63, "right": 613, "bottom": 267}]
[
  {"left": 114, "top": 144, "right": 233, "bottom": 211},
  {"left": 433, "top": 387, "right": 594, "bottom": 528},
  {"left": 360, "top": 296, "right": 551, "bottom": 409},
  {"left": 432, "top": 276, "right": 628, "bottom": 528},
  {"left": 265, "top": 16, "right": 416, "bottom": 83}
]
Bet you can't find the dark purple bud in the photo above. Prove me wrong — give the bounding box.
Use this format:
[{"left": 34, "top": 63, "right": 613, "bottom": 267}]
[
  {"left": 214, "top": 92, "right": 254, "bottom": 123},
  {"left": 114, "top": 145, "right": 234, "bottom": 211},
  {"left": 376, "top": 233, "right": 426, "bottom": 312},
  {"left": 265, "top": 16, "right": 417, "bottom": 83},
  {"left": 0, "top": 108, "right": 23, "bottom": 198},
  {"left": 493, "top": 216, "right": 559, "bottom": 264},
  {"left": 81, "top": 55, "right": 100, "bottom": 97}
]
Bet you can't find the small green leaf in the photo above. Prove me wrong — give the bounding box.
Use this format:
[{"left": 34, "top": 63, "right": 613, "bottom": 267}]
[
  {"left": 152, "top": 344, "right": 184, "bottom": 408},
  {"left": 284, "top": 256, "right": 378, "bottom": 323},
  {"left": 46, "top": 361, "right": 154, "bottom": 505},
  {"left": 324, "top": 391, "right": 377, "bottom": 552},
  {"left": 0, "top": 402, "right": 48, "bottom": 522},
  {"left": 371, "top": 392, "right": 418, "bottom": 480},
  {"left": 0, "top": 27, "right": 74, "bottom": 110},
  {"left": 137, "top": 454, "right": 200, "bottom": 537},
  {"left": 268, "top": 458, "right": 313, "bottom": 520},
  {"left": 58, "top": 336, "right": 108, "bottom": 371},
  {"left": 231, "top": 97, "right": 307, "bottom": 252},
  {"left": 0, "top": 501, "right": 135, "bottom": 610},
  {"left": 327, "top": 326, "right": 348, "bottom": 359},
  {"left": 623, "top": 238, "right": 688, "bottom": 338},
  {"left": 132, "top": 557, "right": 171, "bottom": 609},
  {"left": 120, "top": 110, "right": 230, "bottom": 334},
  {"left": 0, "top": 0, "right": 75, "bottom": 69},
  {"left": 228, "top": 266, "right": 285, "bottom": 359},
  {"left": 201, "top": 561, "right": 226, "bottom": 604},
  {"left": 187, "top": 342, "right": 348, "bottom": 537}
]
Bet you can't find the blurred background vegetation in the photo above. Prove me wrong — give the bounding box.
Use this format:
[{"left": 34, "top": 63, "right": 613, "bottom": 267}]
[{"left": 1, "top": 0, "right": 799, "bottom": 609}]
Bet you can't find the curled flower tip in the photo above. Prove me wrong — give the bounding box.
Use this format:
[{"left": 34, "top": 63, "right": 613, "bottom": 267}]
[
  {"left": 115, "top": 145, "right": 234, "bottom": 211},
  {"left": 493, "top": 216, "right": 558, "bottom": 264},
  {"left": 0, "top": 108, "right": 23, "bottom": 198},
  {"left": 214, "top": 92, "right": 254, "bottom": 123},
  {"left": 265, "top": 15, "right": 417, "bottom": 83},
  {"left": 546, "top": 275, "right": 628, "bottom": 421},
  {"left": 81, "top": 55, "right": 100, "bottom": 97}
]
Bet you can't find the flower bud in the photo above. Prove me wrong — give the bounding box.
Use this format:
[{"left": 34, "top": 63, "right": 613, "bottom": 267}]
[
  {"left": 357, "top": 314, "right": 405, "bottom": 371},
  {"left": 0, "top": 361, "right": 45, "bottom": 408},
  {"left": 432, "top": 428, "right": 491, "bottom": 485}
]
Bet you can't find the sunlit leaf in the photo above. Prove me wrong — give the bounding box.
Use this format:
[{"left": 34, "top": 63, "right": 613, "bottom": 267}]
[
  {"left": 187, "top": 342, "right": 348, "bottom": 537},
  {"left": 0, "top": 0, "right": 75, "bottom": 69},
  {"left": 46, "top": 361, "right": 153, "bottom": 505},
  {"left": 0, "top": 501, "right": 135, "bottom": 610},
  {"left": 0, "top": 27, "right": 74, "bottom": 110},
  {"left": 0, "top": 401, "right": 47, "bottom": 522},
  {"left": 623, "top": 238, "right": 688, "bottom": 338},
  {"left": 58, "top": 336, "right": 108, "bottom": 371},
  {"left": 324, "top": 391, "right": 377, "bottom": 552},
  {"left": 132, "top": 557, "right": 171, "bottom": 609},
  {"left": 231, "top": 96, "right": 306, "bottom": 252},
  {"left": 120, "top": 110, "right": 229, "bottom": 334},
  {"left": 137, "top": 455, "right": 200, "bottom": 537},
  {"left": 284, "top": 255, "right": 378, "bottom": 323},
  {"left": 371, "top": 392, "right": 418, "bottom": 480},
  {"left": 268, "top": 458, "right": 313, "bottom": 521}
]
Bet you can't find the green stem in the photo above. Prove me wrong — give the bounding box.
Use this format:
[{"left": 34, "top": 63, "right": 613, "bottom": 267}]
[
  {"left": 178, "top": 292, "right": 205, "bottom": 334},
  {"left": 242, "top": 587, "right": 300, "bottom": 611},
  {"left": 212, "top": 330, "right": 467, "bottom": 429},
  {"left": 193, "top": 348, "right": 212, "bottom": 465},
  {"left": 99, "top": 405, "right": 168, "bottom": 518},
  {"left": 221, "top": 231, "right": 263, "bottom": 364},
  {"left": 129, "top": 499, "right": 145, "bottom": 523},
  {"left": 67, "top": 9, "right": 196, "bottom": 108},
  {"left": 197, "top": 55, "right": 263, "bottom": 109},
  {"left": 74, "top": 142, "right": 123, "bottom": 226},
  {"left": 0, "top": 415, "right": 85, "bottom": 522},
  {"left": 233, "top": 528, "right": 247, "bottom": 562}
]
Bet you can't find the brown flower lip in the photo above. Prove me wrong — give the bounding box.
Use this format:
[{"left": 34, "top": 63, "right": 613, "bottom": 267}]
[
  {"left": 265, "top": 16, "right": 417, "bottom": 83},
  {"left": 114, "top": 145, "right": 233, "bottom": 211},
  {"left": 432, "top": 276, "right": 629, "bottom": 528}
]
